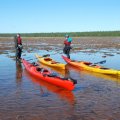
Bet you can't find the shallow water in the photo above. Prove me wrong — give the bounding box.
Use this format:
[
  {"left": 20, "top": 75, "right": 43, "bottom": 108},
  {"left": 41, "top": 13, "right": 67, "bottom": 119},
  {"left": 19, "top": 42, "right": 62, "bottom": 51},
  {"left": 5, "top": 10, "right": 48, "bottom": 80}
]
[{"left": 0, "top": 46, "right": 120, "bottom": 120}]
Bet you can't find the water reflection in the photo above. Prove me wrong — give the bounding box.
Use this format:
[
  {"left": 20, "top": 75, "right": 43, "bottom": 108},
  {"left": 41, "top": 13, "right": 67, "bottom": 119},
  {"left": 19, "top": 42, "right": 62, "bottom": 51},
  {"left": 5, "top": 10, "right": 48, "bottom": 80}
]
[
  {"left": 16, "top": 61, "right": 23, "bottom": 85},
  {"left": 24, "top": 70, "right": 75, "bottom": 105},
  {"left": 66, "top": 64, "right": 120, "bottom": 84}
]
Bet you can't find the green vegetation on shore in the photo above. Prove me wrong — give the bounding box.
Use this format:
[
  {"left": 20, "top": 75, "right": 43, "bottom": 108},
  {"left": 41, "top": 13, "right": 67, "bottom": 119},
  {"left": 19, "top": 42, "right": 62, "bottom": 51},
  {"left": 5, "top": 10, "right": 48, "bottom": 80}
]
[{"left": 0, "top": 31, "right": 120, "bottom": 37}]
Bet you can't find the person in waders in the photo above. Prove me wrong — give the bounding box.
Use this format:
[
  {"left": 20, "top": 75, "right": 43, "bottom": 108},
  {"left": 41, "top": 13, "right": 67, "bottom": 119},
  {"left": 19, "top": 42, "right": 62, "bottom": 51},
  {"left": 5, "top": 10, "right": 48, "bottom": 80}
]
[
  {"left": 63, "top": 35, "right": 72, "bottom": 59},
  {"left": 14, "top": 34, "right": 23, "bottom": 61}
]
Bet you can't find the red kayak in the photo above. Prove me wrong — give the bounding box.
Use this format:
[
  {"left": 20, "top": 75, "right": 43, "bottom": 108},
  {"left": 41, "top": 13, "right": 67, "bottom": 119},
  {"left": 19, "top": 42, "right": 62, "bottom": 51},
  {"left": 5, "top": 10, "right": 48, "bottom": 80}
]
[{"left": 22, "top": 59, "right": 76, "bottom": 91}]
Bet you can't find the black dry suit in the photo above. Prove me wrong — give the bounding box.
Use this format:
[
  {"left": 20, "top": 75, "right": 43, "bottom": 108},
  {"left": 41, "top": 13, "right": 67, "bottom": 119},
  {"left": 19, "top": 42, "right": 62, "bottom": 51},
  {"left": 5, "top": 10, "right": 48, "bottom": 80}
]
[
  {"left": 63, "top": 39, "right": 72, "bottom": 59},
  {"left": 14, "top": 36, "right": 23, "bottom": 60}
]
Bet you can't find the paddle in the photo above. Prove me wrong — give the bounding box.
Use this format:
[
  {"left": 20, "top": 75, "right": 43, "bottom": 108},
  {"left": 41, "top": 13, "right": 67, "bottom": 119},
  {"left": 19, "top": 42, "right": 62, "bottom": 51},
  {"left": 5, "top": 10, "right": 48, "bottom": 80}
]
[
  {"left": 61, "top": 76, "right": 77, "bottom": 84},
  {"left": 94, "top": 60, "right": 106, "bottom": 64},
  {"left": 69, "top": 77, "right": 77, "bottom": 84},
  {"left": 42, "top": 54, "right": 50, "bottom": 57}
]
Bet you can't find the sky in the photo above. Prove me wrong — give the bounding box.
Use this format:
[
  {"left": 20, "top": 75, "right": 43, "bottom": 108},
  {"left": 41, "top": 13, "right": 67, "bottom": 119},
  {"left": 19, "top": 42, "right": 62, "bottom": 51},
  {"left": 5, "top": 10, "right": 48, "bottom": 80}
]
[{"left": 0, "top": 0, "right": 120, "bottom": 33}]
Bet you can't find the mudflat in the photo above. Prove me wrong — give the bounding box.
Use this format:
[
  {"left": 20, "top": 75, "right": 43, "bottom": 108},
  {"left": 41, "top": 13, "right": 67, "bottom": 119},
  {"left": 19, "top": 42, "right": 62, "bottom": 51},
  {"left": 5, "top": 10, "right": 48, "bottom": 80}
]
[{"left": 0, "top": 37, "right": 120, "bottom": 53}]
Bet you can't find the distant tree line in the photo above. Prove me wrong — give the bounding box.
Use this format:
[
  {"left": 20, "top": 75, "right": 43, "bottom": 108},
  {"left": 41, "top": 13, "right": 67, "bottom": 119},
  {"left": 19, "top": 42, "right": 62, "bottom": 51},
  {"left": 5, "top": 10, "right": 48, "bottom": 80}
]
[{"left": 0, "top": 31, "right": 120, "bottom": 37}]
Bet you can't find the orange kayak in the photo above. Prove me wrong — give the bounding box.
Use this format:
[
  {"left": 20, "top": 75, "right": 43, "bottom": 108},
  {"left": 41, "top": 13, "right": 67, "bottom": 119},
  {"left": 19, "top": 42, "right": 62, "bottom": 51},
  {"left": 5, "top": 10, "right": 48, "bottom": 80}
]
[{"left": 22, "top": 59, "right": 75, "bottom": 91}]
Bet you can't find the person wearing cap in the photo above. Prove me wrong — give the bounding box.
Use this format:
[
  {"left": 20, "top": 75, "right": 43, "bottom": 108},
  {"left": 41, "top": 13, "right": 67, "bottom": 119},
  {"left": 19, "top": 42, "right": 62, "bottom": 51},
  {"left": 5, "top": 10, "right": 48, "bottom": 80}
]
[
  {"left": 14, "top": 34, "right": 23, "bottom": 61},
  {"left": 63, "top": 35, "right": 72, "bottom": 59}
]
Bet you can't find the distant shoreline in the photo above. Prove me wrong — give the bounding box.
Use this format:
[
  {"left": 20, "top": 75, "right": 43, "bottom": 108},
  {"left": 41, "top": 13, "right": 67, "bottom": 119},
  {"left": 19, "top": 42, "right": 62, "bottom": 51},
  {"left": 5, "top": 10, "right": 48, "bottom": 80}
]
[{"left": 0, "top": 31, "right": 120, "bottom": 37}]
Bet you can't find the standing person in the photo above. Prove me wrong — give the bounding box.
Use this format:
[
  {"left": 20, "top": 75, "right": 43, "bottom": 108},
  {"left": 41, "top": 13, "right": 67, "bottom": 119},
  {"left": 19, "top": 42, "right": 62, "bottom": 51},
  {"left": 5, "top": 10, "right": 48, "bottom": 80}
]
[
  {"left": 63, "top": 35, "right": 72, "bottom": 59},
  {"left": 14, "top": 34, "right": 23, "bottom": 61}
]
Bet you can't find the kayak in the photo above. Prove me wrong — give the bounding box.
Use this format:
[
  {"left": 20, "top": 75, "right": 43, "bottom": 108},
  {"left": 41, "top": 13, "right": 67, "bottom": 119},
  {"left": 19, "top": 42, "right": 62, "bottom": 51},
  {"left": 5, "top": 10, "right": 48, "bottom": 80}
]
[
  {"left": 35, "top": 54, "right": 65, "bottom": 69},
  {"left": 22, "top": 59, "right": 75, "bottom": 91},
  {"left": 62, "top": 55, "right": 120, "bottom": 75}
]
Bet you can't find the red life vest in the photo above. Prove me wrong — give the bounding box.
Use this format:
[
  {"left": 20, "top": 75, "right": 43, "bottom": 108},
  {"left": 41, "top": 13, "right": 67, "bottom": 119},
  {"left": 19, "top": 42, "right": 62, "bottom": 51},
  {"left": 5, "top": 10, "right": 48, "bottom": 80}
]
[
  {"left": 64, "top": 40, "right": 71, "bottom": 46},
  {"left": 17, "top": 36, "right": 22, "bottom": 44}
]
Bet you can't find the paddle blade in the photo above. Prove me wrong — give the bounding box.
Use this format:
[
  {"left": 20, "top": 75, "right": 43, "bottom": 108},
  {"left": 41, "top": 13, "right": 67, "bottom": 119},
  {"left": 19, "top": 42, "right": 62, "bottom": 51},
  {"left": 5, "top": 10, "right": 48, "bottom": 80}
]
[
  {"left": 69, "top": 77, "right": 77, "bottom": 84},
  {"left": 42, "top": 54, "right": 50, "bottom": 57},
  {"left": 99, "top": 60, "right": 106, "bottom": 64},
  {"left": 94, "top": 60, "right": 106, "bottom": 64}
]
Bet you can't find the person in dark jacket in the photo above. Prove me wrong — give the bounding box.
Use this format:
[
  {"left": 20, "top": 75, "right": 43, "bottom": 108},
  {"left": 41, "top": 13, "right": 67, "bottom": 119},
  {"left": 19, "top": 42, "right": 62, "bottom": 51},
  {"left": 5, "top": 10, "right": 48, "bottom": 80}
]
[
  {"left": 14, "top": 34, "right": 23, "bottom": 60},
  {"left": 63, "top": 35, "right": 72, "bottom": 59}
]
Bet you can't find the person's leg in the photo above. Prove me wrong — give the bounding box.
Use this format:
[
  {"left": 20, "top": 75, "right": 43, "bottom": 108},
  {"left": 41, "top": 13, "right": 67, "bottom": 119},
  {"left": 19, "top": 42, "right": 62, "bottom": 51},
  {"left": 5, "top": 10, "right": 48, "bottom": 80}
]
[
  {"left": 66, "top": 48, "right": 70, "bottom": 59},
  {"left": 63, "top": 46, "right": 67, "bottom": 54},
  {"left": 18, "top": 49, "right": 21, "bottom": 59},
  {"left": 15, "top": 48, "right": 19, "bottom": 60},
  {"left": 19, "top": 49, "right": 22, "bottom": 59}
]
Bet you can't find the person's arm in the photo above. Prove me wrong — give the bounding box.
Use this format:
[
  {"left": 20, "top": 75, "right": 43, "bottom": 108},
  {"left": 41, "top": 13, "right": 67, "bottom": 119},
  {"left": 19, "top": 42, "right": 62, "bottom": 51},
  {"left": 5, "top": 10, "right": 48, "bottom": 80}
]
[
  {"left": 14, "top": 36, "right": 18, "bottom": 48},
  {"left": 20, "top": 37, "right": 22, "bottom": 45},
  {"left": 64, "top": 40, "right": 69, "bottom": 45}
]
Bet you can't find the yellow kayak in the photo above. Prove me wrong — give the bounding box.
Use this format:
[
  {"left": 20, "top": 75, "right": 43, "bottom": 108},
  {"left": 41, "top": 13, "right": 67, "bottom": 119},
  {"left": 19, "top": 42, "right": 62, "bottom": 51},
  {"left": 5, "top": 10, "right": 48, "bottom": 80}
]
[
  {"left": 62, "top": 55, "right": 120, "bottom": 75},
  {"left": 35, "top": 54, "right": 65, "bottom": 69}
]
